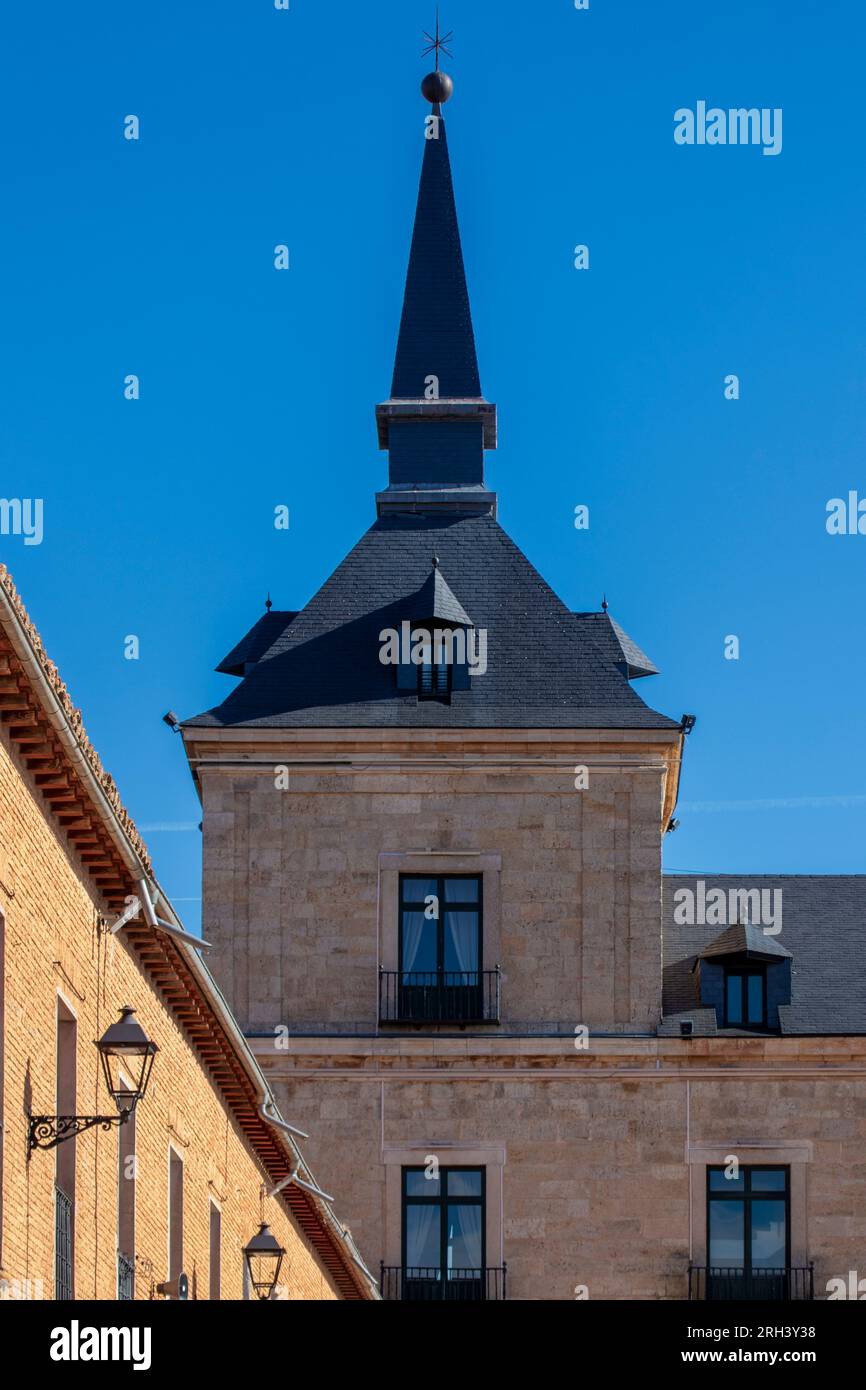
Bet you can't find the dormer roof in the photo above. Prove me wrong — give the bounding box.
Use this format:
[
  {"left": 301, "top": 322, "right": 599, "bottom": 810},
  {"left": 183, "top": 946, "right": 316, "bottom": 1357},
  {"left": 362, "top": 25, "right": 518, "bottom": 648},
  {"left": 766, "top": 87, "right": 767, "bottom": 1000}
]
[
  {"left": 405, "top": 561, "right": 473, "bottom": 628},
  {"left": 573, "top": 611, "right": 659, "bottom": 680}
]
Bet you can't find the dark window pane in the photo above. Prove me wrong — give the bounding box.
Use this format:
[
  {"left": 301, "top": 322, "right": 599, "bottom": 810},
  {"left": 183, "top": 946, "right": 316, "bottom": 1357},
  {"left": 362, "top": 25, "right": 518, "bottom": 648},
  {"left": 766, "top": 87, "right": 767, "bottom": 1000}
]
[
  {"left": 405, "top": 1170, "right": 440, "bottom": 1197},
  {"left": 750, "top": 1170, "right": 787, "bottom": 1192},
  {"left": 747, "top": 974, "right": 764, "bottom": 1024},
  {"left": 419, "top": 663, "right": 433, "bottom": 695},
  {"left": 709, "top": 1167, "right": 745, "bottom": 1191},
  {"left": 443, "top": 878, "right": 479, "bottom": 903},
  {"left": 726, "top": 974, "right": 742, "bottom": 1024},
  {"left": 401, "top": 913, "right": 437, "bottom": 974},
  {"left": 402, "top": 877, "right": 437, "bottom": 902},
  {"left": 446, "top": 1170, "right": 482, "bottom": 1198},
  {"left": 708, "top": 1199, "right": 744, "bottom": 1265},
  {"left": 750, "top": 1200, "right": 786, "bottom": 1268}
]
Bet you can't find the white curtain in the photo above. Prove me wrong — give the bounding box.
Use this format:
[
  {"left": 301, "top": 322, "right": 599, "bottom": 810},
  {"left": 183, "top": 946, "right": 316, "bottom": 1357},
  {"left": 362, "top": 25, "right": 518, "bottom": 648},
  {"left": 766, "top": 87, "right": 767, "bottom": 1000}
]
[
  {"left": 401, "top": 911, "right": 426, "bottom": 976},
  {"left": 448, "top": 1204, "right": 483, "bottom": 1272},
  {"left": 445, "top": 911, "right": 478, "bottom": 976}
]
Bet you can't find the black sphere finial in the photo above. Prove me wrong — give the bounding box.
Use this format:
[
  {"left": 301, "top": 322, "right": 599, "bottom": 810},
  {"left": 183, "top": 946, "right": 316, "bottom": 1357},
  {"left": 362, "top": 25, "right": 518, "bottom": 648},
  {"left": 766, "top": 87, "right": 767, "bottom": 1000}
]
[{"left": 421, "top": 69, "right": 453, "bottom": 105}]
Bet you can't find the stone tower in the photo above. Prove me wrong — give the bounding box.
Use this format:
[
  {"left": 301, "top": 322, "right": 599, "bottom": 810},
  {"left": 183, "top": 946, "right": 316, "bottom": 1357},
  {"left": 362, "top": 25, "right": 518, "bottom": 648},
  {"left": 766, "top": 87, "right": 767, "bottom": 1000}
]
[{"left": 182, "top": 67, "right": 687, "bottom": 1300}]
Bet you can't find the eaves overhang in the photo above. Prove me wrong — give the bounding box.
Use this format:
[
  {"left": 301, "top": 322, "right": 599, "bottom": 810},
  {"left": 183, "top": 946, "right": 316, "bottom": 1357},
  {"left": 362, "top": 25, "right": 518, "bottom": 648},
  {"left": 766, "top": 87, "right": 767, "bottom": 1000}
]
[{"left": 0, "top": 564, "right": 378, "bottom": 1299}]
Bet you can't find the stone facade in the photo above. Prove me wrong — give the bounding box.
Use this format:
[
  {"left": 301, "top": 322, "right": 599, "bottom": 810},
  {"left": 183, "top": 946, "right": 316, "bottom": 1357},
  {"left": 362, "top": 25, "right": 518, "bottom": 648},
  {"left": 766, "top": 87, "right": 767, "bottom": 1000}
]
[
  {"left": 250, "top": 1039, "right": 866, "bottom": 1301},
  {"left": 185, "top": 724, "right": 866, "bottom": 1301},
  {"left": 197, "top": 727, "right": 680, "bottom": 1035}
]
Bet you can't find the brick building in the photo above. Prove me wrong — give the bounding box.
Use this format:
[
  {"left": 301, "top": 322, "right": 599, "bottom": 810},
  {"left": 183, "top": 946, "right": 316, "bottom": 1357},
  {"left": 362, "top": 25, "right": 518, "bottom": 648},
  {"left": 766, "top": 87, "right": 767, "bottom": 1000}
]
[
  {"left": 181, "top": 73, "right": 866, "bottom": 1301},
  {"left": 0, "top": 565, "right": 377, "bottom": 1301}
]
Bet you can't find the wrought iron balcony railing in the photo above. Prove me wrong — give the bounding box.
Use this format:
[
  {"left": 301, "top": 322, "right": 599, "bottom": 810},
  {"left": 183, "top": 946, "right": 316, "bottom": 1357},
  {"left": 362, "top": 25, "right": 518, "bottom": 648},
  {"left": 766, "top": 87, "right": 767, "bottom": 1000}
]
[
  {"left": 688, "top": 1265, "right": 814, "bottom": 1301},
  {"left": 380, "top": 1265, "right": 507, "bottom": 1301},
  {"left": 379, "top": 969, "right": 501, "bottom": 1024},
  {"left": 117, "top": 1251, "right": 135, "bottom": 1301}
]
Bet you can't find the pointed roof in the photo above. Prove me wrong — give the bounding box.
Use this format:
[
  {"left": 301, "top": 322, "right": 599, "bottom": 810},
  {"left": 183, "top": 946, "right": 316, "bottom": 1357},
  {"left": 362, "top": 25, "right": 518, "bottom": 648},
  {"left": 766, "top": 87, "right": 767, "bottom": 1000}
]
[
  {"left": 391, "top": 115, "right": 480, "bottom": 401},
  {"left": 216, "top": 610, "right": 297, "bottom": 676},
  {"left": 405, "top": 560, "right": 473, "bottom": 627},
  {"left": 697, "top": 922, "right": 793, "bottom": 963},
  {"left": 375, "top": 83, "right": 496, "bottom": 512},
  {"left": 184, "top": 512, "right": 679, "bottom": 730},
  {"left": 184, "top": 63, "right": 678, "bottom": 737},
  {"left": 573, "top": 611, "right": 659, "bottom": 680}
]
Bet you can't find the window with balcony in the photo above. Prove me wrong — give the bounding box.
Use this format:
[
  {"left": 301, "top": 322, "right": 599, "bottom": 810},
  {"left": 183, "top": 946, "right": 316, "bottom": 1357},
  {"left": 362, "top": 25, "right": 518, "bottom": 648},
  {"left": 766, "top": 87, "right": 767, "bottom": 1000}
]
[
  {"left": 692, "top": 1165, "right": 811, "bottom": 1300},
  {"left": 384, "top": 1166, "right": 504, "bottom": 1300},
  {"left": 379, "top": 874, "right": 499, "bottom": 1023}
]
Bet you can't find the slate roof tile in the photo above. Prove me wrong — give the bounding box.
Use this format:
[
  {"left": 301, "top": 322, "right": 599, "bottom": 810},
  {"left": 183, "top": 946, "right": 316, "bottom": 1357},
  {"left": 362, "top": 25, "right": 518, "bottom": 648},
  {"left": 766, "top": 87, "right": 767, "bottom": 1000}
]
[
  {"left": 662, "top": 875, "right": 866, "bottom": 1035},
  {"left": 188, "top": 513, "right": 678, "bottom": 730}
]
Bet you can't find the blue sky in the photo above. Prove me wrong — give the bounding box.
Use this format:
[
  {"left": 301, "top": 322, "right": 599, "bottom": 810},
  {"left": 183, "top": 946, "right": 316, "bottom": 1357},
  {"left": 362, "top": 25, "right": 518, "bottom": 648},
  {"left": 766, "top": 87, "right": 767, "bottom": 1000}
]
[{"left": 2, "top": 1, "right": 865, "bottom": 928}]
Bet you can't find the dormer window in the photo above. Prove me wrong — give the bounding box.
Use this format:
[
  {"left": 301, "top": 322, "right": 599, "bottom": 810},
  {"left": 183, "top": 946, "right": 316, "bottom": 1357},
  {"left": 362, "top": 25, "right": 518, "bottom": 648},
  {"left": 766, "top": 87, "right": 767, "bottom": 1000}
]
[
  {"left": 419, "top": 650, "right": 451, "bottom": 701},
  {"left": 394, "top": 559, "right": 474, "bottom": 705},
  {"left": 724, "top": 968, "right": 767, "bottom": 1029},
  {"left": 693, "top": 921, "right": 792, "bottom": 1034}
]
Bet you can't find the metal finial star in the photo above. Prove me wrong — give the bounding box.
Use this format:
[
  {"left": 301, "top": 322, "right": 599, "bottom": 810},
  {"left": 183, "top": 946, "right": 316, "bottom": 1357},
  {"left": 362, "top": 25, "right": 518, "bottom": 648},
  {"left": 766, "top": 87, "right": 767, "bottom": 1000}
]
[{"left": 422, "top": 8, "right": 453, "bottom": 70}]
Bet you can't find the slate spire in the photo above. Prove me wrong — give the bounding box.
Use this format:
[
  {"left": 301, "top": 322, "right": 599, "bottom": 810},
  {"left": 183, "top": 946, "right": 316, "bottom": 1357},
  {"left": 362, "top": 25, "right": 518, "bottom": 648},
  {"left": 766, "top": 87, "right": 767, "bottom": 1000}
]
[
  {"left": 390, "top": 113, "right": 480, "bottom": 401},
  {"left": 376, "top": 49, "right": 497, "bottom": 517}
]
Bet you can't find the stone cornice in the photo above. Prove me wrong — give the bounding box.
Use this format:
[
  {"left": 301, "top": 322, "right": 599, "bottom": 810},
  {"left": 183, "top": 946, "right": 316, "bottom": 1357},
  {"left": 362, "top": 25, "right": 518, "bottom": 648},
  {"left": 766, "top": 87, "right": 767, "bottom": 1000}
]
[
  {"left": 183, "top": 723, "right": 683, "bottom": 827},
  {"left": 251, "top": 1034, "right": 866, "bottom": 1073}
]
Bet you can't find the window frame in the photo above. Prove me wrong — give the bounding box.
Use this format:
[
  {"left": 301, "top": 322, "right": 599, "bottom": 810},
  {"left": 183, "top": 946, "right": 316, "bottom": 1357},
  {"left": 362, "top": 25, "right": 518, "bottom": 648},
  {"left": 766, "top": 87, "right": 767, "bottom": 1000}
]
[
  {"left": 706, "top": 1164, "right": 791, "bottom": 1273},
  {"left": 398, "top": 873, "right": 483, "bottom": 978},
  {"left": 416, "top": 629, "right": 453, "bottom": 703},
  {"left": 401, "top": 1165, "right": 487, "bottom": 1276},
  {"left": 723, "top": 966, "right": 768, "bottom": 1029},
  {"left": 417, "top": 656, "right": 452, "bottom": 702}
]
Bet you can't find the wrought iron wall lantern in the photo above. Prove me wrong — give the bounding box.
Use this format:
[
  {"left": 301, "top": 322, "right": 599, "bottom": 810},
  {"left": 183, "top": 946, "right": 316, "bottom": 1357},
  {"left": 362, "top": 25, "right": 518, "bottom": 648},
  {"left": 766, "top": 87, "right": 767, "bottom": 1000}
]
[
  {"left": 243, "top": 1224, "right": 286, "bottom": 1300},
  {"left": 28, "top": 1005, "right": 158, "bottom": 1152}
]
